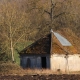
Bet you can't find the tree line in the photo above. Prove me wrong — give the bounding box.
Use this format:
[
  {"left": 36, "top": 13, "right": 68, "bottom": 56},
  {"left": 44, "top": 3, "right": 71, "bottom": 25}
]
[{"left": 0, "top": 0, "right": 80, "bottom": 62}]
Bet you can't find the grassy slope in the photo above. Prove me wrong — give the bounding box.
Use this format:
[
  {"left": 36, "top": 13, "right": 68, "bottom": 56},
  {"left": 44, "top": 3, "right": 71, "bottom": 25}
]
[{"left": 14, "top": 41, "right": 33, "bottom": 65}]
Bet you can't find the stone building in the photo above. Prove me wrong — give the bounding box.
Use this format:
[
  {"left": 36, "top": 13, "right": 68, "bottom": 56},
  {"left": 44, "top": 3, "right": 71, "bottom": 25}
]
[{"left": 19, "top": 30, "right": 80, "bottom": 72}]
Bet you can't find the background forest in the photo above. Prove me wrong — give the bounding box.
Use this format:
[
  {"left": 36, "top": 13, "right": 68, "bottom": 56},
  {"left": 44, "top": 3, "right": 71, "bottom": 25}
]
[{"left": 0, "top": 0, "right": 80, "bottom": 64}]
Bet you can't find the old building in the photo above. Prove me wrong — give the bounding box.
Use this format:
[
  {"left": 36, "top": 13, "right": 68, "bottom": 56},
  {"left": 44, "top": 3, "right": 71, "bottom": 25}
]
[{"left": 19, "top": 30, "right": 80, "bottom": 72}]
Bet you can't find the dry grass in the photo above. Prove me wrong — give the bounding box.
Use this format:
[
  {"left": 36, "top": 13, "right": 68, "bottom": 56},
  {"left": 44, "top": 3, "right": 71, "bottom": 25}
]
[
  {"left": 0, "top": 62, "right": 61, "bottom": 75},
  {"left": 0, "top": 61, "right": 23, "bottom": 75},
  {"left": 22, "top": 69, "right": 57, "bottom": 75},
  {"left": 0, "top": 62, "right": 80, "bottom": 76}
]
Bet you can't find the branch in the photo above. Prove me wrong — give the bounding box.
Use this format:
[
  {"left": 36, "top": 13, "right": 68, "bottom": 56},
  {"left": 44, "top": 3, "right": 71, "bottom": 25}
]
[
  {"left": 53, "top": 12, "right": 65, "bottom": 19},
  {"left": 13, "top": 34, "right": 25, "bottom": 47},
  {"left": 44, "top": 10, "right": 51, "bottom": 15},
  {"left": 1, "top": 44, "right": 11, "bottom": 53},
  {"left": 12, "top": 25, "right": 25, "bottom": 37},
  {"left": 0, "top": 32, "right": 9, "bottom": 40},
  {"left": 52, "top": 3, "right": 57, "bottom": 9}
]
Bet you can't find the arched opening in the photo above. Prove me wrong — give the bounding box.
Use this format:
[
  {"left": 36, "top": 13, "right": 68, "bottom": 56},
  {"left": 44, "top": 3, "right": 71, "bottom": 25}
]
[{"left": 26, "top": 58, "right": 31, "bottom": 68}]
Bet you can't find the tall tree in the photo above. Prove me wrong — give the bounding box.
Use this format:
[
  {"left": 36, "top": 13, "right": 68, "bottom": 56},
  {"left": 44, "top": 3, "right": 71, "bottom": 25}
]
[{"left": 0, "top": 0, "right": 30, "bottom": 62}]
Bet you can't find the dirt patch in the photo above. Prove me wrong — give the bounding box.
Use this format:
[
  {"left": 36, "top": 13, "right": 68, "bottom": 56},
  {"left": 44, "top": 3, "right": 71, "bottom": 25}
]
[{"left": 0, "top": 74, "right": 80, "bottom": 80}]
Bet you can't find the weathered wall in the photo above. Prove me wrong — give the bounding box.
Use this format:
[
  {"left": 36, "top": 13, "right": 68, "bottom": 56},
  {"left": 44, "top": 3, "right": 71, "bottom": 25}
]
[
  {"left": 50, "top": 54, "right": 80, "bottom": 72},
  {"left": 20, "top": 54, "right": 80, "bottom": 72},
  {"left": 20, "top": 55, "right": 50, "bottom": 69}
]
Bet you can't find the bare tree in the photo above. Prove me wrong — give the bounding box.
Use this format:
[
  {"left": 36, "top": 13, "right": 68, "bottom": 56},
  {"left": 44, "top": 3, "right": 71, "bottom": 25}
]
[
  {"left": 0, "top": 0, "right": 31, "bottom": 62},
  {"left": 44, "top": 0, "right": 65, "bottom": 29}
]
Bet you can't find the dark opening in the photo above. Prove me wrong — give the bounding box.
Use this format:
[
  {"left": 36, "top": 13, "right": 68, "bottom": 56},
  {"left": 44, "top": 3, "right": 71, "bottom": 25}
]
[
  {"left": 41, "top": 57, "right": 47, "bottom": 68},
  {"left": 26, "top": 58, "right": 31, "bottom": 68}
]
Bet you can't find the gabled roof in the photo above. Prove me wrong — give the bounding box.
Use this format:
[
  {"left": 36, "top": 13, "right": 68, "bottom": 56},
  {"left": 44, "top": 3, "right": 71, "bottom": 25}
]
[
  {"left": 20, "top": 34, "right": 51, "bottom": 54},
  {"left": 19, "top": 30, "right": 78, "bottom": 55}
]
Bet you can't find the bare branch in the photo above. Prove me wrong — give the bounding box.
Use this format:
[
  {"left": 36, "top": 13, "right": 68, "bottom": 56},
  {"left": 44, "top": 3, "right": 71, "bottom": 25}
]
[
  {"left": 44, "top": 10, "right": 51, "bottom": 15},
  {"left": 13, "top": 34, "right": 25, "bottom": 47},
  {"left": 53, "top": 12, "right": 65, "bottom": 19},
  {"left": 0, "top": 32, "right": 9, "bottom": 40},
  {"left": 52, "top": 3, "right": 57, "bottom": 9},
  {"left": 12, "top": 26, "right": 23, "bottom": 37}
]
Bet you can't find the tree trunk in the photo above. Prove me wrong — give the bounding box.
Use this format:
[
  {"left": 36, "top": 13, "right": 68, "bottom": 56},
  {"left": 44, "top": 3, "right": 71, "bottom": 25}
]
[
  {"left": 51, "top": 0, "right": 53, "bottom": 22},
  {"left": 10, "top": 25, "right": 14, "bottom": 62},
  {"left": 10, "top": 38, "right": 14, "bottom": 62}
]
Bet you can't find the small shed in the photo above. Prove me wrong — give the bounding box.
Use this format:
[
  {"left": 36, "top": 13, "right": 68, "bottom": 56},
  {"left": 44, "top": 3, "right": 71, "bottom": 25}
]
[{"left": 19, "top": 30, "right": 80, "bottom": 72}]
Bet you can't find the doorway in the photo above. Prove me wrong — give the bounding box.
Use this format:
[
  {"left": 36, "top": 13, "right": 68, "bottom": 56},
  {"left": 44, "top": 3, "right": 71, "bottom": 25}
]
[
  {"left": 26, "top": 58, "right": 31, "bottom": 68},
  {"left": 41, "top": 57, "right": 47, "bottom": 68}
]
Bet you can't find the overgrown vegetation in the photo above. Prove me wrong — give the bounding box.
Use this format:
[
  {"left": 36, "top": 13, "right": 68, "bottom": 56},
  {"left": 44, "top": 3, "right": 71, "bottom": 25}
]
[
  {"left": 0, "top": 62, "right": 64, "bottom": 75},
  {"left": 0, "top": 62, "right": 56, "bottom": 75},
  {"left": 0, "top": 62, "right": 23, "bottom": 75},
  {"left": 0, "top": 62, "right": 80, "bottom": 75}
]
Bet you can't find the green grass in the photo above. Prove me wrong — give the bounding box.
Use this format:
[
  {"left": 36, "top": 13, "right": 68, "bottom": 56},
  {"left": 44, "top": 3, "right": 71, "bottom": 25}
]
[{"left": 14, "top": 41, "right": 33, "bottom": 65}]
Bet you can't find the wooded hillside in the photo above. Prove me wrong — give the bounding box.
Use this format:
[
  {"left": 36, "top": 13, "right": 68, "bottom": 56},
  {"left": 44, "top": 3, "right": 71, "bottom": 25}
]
[{"left": 0, "top": 0, "right": 80, "bottom": 62}]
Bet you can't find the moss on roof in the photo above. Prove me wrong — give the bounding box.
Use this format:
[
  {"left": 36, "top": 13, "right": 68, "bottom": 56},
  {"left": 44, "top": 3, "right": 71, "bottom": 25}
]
[
  {"left": 20, "top": 34, "right": 51, "bottom": 54},
  {"left": 19, "top": 31, "right": 78, "bottom": 55}
]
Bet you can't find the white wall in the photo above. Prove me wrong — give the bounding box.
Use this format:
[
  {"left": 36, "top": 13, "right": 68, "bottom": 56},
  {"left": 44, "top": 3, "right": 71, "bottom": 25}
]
[
  {"left": 68, "top": 55, "right": 80, "bottom": 71},
  {"left": 50, "top": 54, "right": 80, "bottom": 72}
]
